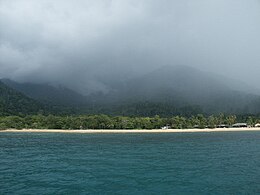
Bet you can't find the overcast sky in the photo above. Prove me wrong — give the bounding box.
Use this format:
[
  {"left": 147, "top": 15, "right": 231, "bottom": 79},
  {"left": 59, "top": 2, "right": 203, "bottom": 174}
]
[{"left": 0, "top": 0, "right": 260, "bottom": 93}]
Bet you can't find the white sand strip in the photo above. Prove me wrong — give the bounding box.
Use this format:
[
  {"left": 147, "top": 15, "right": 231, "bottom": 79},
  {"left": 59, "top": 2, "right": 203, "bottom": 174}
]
[{"left": 1, "top": 128, "right": 260, "bottom": 133}]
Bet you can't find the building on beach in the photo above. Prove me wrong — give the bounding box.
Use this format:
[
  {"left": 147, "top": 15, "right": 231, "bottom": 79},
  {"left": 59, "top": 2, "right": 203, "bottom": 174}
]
[
  {"left": 232, "top": 123, "right": 247, "bottom": 128},
  {"left": 255, "top": 123, "right": 260, "bottom": 127},
  {"left": 217, "top": 124, "right": 229, "bottom": 128}
]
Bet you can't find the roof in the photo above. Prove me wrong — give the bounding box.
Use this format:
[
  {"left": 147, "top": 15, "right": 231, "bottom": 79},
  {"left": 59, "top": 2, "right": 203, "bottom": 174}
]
[{"left": 233, "top": 123, "right": 247, "bottom": 125}]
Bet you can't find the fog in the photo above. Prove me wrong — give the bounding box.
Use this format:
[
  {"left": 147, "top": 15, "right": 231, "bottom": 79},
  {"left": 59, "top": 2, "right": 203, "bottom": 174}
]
[{"left": 0, "top": 0, "right": 260, "bottom": 94}]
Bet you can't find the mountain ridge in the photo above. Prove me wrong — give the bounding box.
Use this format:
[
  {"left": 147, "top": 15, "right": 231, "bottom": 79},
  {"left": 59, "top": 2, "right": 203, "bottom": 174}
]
[
  {"left": 2, "top": 65, "right": 260, "bottom": 116},
  {"left": 1, "top": 79, "right": 87, "bottom": 106}
]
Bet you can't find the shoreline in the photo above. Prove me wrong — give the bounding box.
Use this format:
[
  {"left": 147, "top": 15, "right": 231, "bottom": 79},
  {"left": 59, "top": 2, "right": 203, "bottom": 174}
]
[{"left": 1, "top": 128, "right": 260, "bottom": 133}]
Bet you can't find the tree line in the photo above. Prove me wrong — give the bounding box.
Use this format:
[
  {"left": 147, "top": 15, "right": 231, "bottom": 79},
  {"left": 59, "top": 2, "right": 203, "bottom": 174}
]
[{"left": 0, "top": 114, "right": 259, "bottom": 130}]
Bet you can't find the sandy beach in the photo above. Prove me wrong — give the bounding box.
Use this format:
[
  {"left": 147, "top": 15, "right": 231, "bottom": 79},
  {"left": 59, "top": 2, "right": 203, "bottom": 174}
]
[{"left": 1, "top": 128, "right": 260, "bottom": 133}]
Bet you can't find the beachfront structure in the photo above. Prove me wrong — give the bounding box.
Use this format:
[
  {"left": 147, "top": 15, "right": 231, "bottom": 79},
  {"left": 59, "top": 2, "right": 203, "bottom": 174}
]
[
  {"left": 161, "top": 125, "right": 170, "bottom": 130},
  {"left": 255, "top": 123, "right": 260, "bottom": 127},
  {"left": 217, "top": 124, "right": 229, "bottom": 128},
  {"left": 232, "top": 123, "right": 247, "bottom": 128}
]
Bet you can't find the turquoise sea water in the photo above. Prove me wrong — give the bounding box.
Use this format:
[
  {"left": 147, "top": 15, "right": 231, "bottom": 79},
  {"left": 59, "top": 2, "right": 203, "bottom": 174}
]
[{"left": 0, "top": 131, "right": 259, "bottom": 194}]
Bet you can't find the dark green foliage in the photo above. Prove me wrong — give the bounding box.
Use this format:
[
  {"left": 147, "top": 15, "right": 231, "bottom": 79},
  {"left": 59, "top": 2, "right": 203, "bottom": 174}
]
[
  {"left": 0, "top": 81, "right": 44, "bottom": 116},
  {"left": 0, "top": 113, "right": 259, "bottom": 130},
  {"left": 2, "top": 79, "right": 87, "bottom": 106},
  {"left": 76, "top": 101, "right": 204, "bottom": 117}
]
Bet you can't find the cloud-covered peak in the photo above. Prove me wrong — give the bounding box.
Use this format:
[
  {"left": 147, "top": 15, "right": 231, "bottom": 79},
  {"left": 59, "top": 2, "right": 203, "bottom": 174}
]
[{"left": 1, "top": 0, "right": 260, "bottom": 93}]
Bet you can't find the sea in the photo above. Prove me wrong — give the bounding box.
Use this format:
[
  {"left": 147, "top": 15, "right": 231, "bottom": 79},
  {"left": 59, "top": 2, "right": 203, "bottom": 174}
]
[{"left": 0, "top": 131, "right": 259, "bottom": 195}]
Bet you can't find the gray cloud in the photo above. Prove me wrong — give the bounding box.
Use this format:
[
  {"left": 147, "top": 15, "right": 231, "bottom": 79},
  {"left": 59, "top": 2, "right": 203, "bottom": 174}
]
[{"left": 1, "top": 0, "right": 260, "bottom": 94}]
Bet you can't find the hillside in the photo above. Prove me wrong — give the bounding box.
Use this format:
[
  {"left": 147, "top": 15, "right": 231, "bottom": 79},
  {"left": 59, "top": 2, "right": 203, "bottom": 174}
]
[
  {"left": 2, "top": 79, "right": 88, "bottom": 106},
  {"left": 2, "top": 66, "right": 260, "bottom": 116},
  {"left": 91, "top": 65, "right": 260, "bottom": 115},
  {"left": 0, "top": 81, "right": 43, "bottom": 116}
]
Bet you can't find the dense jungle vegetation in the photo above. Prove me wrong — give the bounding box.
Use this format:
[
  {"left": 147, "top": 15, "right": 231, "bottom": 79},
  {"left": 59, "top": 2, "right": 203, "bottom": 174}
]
[{"left": 0, "top": 114, "right": 259, "bottom": 130}]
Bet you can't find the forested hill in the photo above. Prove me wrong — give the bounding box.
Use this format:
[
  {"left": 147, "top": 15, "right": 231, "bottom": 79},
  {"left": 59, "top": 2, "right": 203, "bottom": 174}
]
[
  {"left": 0, "top": 81, "right": 43, "bottom": 116},
  {"left": 90, "top": 65, "right": 260, "bottom": 115},
  {"left": 1, "top": 79, "right": 87, "bottom": 106},
  {"left": 1, "top": 66, "right": 260, "bottom": 116}
]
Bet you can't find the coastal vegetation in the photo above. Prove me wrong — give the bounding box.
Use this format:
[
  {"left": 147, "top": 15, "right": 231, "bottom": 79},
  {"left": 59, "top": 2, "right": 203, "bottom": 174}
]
[
  {"left": 1, "top": 80, "right": 260, "bottom": 130},
  {"left": 0, "top": 114, "right": 259, "bottom": 130}
]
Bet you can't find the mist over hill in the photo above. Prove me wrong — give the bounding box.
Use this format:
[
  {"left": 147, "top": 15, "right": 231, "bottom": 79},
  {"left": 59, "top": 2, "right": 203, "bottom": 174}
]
[
  {"left": 94, "top": 65, "right": 260, "bottom": 115},
  {"left": 2, "top": 66, "right": 260, "bottom": 116},
  {"left": 1, "top": 0, "right": 260, "bottom": 116},
  {"left": 1, "top": 0, "right": 260, "bottom": 93}
]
